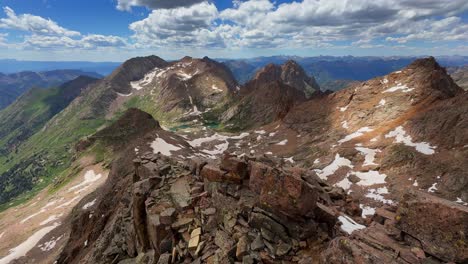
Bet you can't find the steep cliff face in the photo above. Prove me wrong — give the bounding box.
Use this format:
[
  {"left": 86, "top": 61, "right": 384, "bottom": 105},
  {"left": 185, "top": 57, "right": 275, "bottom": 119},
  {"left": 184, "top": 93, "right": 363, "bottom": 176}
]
[{"left": 220, "top": 61, "right": 320, "bottom": 130}]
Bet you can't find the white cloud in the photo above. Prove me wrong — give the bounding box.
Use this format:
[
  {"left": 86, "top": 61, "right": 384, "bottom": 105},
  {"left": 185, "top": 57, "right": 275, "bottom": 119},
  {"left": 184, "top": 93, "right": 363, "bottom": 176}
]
[
  {"left": 23, "top": 34, "right": 128, "bottom": 49},
  {"left": 220, "top": 0, "right": 274, "bottom": 26},
  {"left": 2, "top": 0, "right": 468, "bottom": 55},
  {"left": 0, "top": 6, "right": 80, "bottom": 37},
  {"left": 0, "top": 7, "right": 128, "bottom": 51},
  {"left": 116, "top": 0, "right": 205, "bottom": 11},
  {"left": 129, "top": 2, "right": 220, "bottom": 48}
]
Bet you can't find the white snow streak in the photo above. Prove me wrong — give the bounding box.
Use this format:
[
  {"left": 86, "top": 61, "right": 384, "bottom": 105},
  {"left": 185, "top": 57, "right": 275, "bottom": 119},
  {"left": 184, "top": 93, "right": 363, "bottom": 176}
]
[{"left": 385, "top": 126, "right": 436, "bottom": 155}]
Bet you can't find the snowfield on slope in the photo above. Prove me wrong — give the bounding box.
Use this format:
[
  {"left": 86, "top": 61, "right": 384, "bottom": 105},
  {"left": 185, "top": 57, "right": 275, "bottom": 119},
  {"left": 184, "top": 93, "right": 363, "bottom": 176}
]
[
  {"left": 385, "top": 126, "right": 436, "bottom": 155},
  {"left": 151, "top": 137, "right": 182, "bottom": 156}
]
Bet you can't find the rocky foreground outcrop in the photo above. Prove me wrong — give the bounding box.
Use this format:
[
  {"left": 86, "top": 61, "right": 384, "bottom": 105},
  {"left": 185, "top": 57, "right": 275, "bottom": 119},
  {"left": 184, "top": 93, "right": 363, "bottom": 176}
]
[
  {"left": 58, "top": 143, "right": 467, "bottom": 263},
  {"left": 55, "top": 105, "right": 468, "bottom": 264}
]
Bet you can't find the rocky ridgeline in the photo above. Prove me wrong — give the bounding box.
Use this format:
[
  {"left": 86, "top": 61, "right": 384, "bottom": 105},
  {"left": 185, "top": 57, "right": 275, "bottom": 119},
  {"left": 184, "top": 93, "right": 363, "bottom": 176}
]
[
  {"left": 62, "top": 149, "right": 467, "bottom": 264},
  {"left": 126, "top": 152, "right": 349, "bottom": 263}
]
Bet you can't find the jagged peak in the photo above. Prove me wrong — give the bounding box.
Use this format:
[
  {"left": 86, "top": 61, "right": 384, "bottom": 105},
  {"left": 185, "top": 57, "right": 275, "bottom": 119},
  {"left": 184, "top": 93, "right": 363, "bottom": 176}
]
[
  {"left": 180, "top": 56, "right": 193, "bottom": 62},
  {"left": 121, "top": 55, "right": 167, "bottom": 68},
  {"left": 253, "top": 63, "right": 282, "bottom": 81},
  {"left": 282, "top": 59, "right": 301, "bottom": 69},
  {"left": 407, "top": 56, "right": 439, "bottom": 70},
  {"left": 250, "top": 60, "right": 320, "bottom": 97}
]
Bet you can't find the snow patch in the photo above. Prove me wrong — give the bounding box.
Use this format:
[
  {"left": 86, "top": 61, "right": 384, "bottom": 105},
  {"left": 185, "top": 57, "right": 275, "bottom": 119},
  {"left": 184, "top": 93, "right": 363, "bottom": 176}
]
[
  {"left": 353, "top": 171, "right": 387, "bottom": 186},
  {"left": 383, "top": 83, "right": 414, "bottom": 93},
  {"left": 341, "top": 121, "right": 349, "bottom": 129},
  {"left": 130, "top": 68, "right": 160, "bottom": 90},
  {"left": 339, "top": 105, "right": 349, "bottom": 112},
  {"left": 38, "top": 235, "right": 63, "bottom": 252},
  {"left": 82, "top": 199, "right": 97, "bottom": 210},
  {"left": 360, "top": 205, "right": 376, "bottom": 218},
  {"left": 428, "top": 183, "right": 438, "bottom": 193},
  {"left": 211, "top": 85, "right": 223, "bottom": 93},
  {"left": 455, "top": 198, "right": 468, "bottom": 206},
  {"left": 355, "top": 147, "right": 381, "bottom": 166},
  {"left": 377, "top": 99, "right": 386, "bottom": 107},
  {"left": 188, "top": 133, "right": 249, "bottom": 159},
  {"left": 335, "top": 176, "right": 352, "bottom": 190},
  {"left": 385, "top": 126, "right": 436, "bottom": 155},
  {"left": 116, "top": 92, "right": 132, "bottom": 97},
  {"left": 69, "top": 170, "right": 102, "bottom": 193},
  {"left": 339, "top": 127, "right": 374, "bottom": 144},
  {"left": 338, "top": 215, "right": 366, "bottom": 234},
  {"left": 0, "top": 222, "right": 60, "bottom": 264},
  {"left": 151, "top": 138, "right": 182, "bottom": 156},
  {"left": 315, "top": 154, "right": 353, "bottom": 180},
  {"left": 276, "top": 139, "right": 288, "bottom": 145},
  {"left": 40, "top": 214, "right": 63, "bottom": 226},
  {"left": 365, "top": 187, "right": 394, "bottom": 204}
]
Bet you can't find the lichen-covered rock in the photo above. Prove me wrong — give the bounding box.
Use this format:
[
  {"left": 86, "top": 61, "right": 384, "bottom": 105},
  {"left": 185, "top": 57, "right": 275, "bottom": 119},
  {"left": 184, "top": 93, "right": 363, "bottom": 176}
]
[
  {"left": 396, "top": 190, "right": 468, "bottom": 263},
  {"left": 249, "top": 162, "right": 319, "bottom": 218}
]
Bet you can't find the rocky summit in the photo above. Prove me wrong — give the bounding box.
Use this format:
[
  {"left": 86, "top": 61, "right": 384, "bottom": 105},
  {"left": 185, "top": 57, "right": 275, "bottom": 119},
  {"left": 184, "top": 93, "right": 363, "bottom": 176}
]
[{"left": 0, "top": 55, "right": 467, "bottom": 264}]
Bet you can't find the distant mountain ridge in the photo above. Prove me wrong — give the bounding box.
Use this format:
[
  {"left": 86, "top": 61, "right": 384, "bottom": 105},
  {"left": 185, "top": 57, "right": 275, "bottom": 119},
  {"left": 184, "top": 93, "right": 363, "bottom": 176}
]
[
  {"left": 0, "top": 59, "right": 120, "bottom": 75},
  {"left": 221, "top": 55, "right": 468, "bottom": 91},
  {"left": 0, "top": 69, "right": 102, "bottom": 110},
  {"left": 447, "top": 66, "right": 468, "bottom": 90}
]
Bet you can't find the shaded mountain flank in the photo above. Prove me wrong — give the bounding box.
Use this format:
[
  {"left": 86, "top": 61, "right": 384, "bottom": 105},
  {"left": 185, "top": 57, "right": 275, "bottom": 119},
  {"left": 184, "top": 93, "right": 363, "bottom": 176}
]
[
  {"left": 0, "top": 69, "right": 101, "bottom": 110},
  {"left": 0, "top": 76, "right": 99, "bottom": 204}
]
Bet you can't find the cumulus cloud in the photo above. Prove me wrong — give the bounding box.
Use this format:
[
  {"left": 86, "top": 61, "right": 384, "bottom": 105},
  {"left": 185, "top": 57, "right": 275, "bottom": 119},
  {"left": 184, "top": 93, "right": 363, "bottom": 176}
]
[
  {"left": 129, "top": 2, "right": 220, "bottom": 48},
  {"left": 0, "top": 6, "right": 80, "bottom": 37},
  {"left": 212, "top": 0, "right": 468, "bottom": 49},
  {"left": 3, "top": 0, "right": 468, "bottom": 54},
  {"left": 23, "top": 34, "right": 128, "bottom": 49},
  {"left": 0, "top": 7, "right": 128, "bottom": 50},
  {"left": 116, "top": 0, "right": 205, "bottom": 11}
]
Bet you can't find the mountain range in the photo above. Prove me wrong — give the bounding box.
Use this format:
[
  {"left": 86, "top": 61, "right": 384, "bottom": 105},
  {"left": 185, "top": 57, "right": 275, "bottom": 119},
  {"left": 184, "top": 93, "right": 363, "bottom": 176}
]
[
  {"left": 0, "top": 70, "right": 102, "bottom": 110},
  {"left": 0, "top": 55, "right": 466, "bottom": 264}
]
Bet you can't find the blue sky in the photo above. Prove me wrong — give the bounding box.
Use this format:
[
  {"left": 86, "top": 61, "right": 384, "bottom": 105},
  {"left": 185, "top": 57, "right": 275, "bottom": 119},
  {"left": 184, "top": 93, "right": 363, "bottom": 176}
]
[{"left": 0, "top": 0, "right": 467, "bottom": 61}]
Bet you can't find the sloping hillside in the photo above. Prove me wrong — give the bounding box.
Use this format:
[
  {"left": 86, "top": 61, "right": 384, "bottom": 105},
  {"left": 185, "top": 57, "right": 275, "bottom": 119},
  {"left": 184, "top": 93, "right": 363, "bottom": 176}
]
[{"left": 0, "top": 70, "right": 101, "bottom": 110}]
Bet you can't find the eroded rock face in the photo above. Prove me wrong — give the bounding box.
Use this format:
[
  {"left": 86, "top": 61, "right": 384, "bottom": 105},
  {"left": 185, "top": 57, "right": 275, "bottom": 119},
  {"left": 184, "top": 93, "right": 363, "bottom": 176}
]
[
  {"left": 249, "top": 162, "right": 319, "bottom": 218},
  {"left": 220, "top": 61, "right": 317, "bottom": 129},
  {"left": 396, "top": 191, "right": 468, "bottom": 263}
]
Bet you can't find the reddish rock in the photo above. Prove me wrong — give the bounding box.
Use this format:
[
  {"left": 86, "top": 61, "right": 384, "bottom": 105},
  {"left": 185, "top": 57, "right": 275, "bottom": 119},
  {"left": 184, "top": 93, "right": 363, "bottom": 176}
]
[
  {"left": 200, "top": 165, "right": 226, "bottom": 183},
  {"left": 220, "top": 154, "right": 248, "bottom": 180},
  {"left": 200, "top": 165, "right": 243, "bottom": 184},
  {"left": 249, "top": 162, "right": 272, "bottom": 193},
  {"left": 396, "top": 190, "right": 468, "bottom": 263},
  {"left": 249, "top": 162, "right": 318, "bottom": 218}
]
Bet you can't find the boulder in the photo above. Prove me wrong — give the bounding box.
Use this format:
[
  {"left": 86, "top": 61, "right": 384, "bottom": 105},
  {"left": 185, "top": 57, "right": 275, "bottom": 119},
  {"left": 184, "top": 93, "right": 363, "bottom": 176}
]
[
  {"left": 136, "top": 162, "right": 159, "bottom": 180},
  {"left": 249, "top": 162, "right": 319, "bottom": 218},
  {"left": 396, "top": 191, "right": 468, "bottom": 263},
  {"left": 221, "top": 154, "right": 248, "bottom": 180},
  {"left": 200, "top": 165, "right": 242, "bottom": 184}
]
